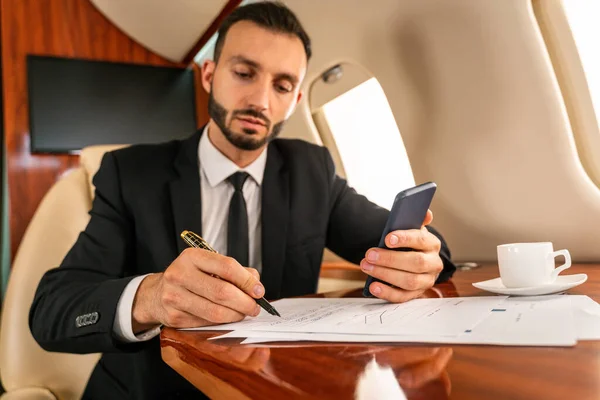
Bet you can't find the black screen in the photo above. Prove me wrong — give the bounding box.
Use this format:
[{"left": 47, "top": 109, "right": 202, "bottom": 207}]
[{"left": 27, "top": 55, "right": 196, "bottom": 153}]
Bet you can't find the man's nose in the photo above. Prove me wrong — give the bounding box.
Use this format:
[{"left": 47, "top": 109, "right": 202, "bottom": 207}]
[{"left": 246, "top": 80, "right": 270, "bottom": 112}]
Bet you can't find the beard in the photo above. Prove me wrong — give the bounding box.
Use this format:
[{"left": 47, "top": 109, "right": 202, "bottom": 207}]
[{"left": 207, "top": 90, "right": 285, "bottom": 151}]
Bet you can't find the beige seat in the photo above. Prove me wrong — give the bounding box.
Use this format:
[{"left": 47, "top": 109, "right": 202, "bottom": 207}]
[{"left": 0, "top": 145, "right": 126, "bottom": 400}]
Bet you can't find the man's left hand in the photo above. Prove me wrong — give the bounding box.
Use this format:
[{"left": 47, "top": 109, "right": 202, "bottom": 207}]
[{"left": 360, "top": 210, "right": 443, "bottom": 303}]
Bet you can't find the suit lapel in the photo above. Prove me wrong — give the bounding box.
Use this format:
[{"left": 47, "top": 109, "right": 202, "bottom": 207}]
[
  {"left": 261, "top": 143, "right": 289, "bottom": 300},
  {"left": 170, "top": 129, "right": 203, "bottom": 254}
]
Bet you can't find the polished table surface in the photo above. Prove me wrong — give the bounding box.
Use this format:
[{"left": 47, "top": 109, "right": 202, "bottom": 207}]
[{"left": 160, "top": 264, "right": 600, "bottom": 399}]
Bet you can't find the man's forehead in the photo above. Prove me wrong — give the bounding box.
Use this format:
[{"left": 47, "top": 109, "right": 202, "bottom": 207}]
[{"left": 219, "top": 20, "right": 307, "bottom": 79}]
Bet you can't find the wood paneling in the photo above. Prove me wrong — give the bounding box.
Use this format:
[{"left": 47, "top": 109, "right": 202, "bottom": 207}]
[
  {"left": 1, "top": 0, "right": 182, "bottom": 259},
  {"left": 162, "top": 264, "right": 600, "bottom": 400}
]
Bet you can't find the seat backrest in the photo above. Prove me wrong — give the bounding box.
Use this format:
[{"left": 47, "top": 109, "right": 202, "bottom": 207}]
[
  {"left": 0, "top": 145, "right": 126, "bottom": 400},
  {"left": 79, "top": 145, "right": 128, "bottom": 198}
]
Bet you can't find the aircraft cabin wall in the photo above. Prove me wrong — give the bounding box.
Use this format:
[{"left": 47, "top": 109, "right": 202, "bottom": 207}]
[
  {"left": 4, "top": 0, "right": 599, "bottom": 266},
  {"left": 276, "top": 0, "right": 600, "bottom": 263}
]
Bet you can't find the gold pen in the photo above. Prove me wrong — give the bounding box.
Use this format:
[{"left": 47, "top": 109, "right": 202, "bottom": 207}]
[{"left": 180, "top": 230, "right": 281, "bottom": 317}]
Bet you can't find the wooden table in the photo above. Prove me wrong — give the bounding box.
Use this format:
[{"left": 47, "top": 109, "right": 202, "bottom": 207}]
[{"left": 160, "top": 264, "right": 600, "bottom": 400}]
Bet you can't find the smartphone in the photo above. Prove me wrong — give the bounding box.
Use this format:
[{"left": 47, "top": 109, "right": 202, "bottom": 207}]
[{"left": 362, "top": 181, "right": 437, "bottom": 297}]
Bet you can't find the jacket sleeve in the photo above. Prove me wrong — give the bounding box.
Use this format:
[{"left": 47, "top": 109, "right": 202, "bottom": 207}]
[
  {"left": 29, "top": 152, "right": 148, "bottom": 354},
  {"left": 323, "top": 148, "right": 456, "bottom": 283}
]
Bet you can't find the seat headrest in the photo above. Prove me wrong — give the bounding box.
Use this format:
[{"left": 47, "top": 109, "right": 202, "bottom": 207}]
[{"left": 79, "top": 144, "right": 128, "bottom": 197}]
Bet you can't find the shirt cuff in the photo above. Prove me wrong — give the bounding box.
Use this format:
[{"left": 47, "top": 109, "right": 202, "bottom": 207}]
[{"left": 113, "top": 274, "right": 162, "bottom": 342}]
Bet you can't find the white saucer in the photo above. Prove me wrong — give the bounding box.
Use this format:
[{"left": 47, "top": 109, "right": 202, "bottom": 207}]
[{"left": 472, "top": 274, "right": 588, "bottom": 296}]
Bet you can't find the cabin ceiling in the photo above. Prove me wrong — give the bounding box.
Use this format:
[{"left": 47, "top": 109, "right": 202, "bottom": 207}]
[{"left": 89, "top": 0, "right": 228, "bottom": 62}]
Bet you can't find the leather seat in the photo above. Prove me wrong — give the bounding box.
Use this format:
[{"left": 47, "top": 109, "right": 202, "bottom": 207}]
[{"left": 0, "top": 145, "right": 126, "bottom": 400}]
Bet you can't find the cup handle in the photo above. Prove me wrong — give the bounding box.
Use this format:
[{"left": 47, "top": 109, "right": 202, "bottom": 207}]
[{"left": 549, "top": 249, "right": 571, "bottom": 281}]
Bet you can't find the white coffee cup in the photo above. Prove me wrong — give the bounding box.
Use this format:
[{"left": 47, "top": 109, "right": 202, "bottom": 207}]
[{"left": 497, "top": 242, "right": 571, "bottom": 288}]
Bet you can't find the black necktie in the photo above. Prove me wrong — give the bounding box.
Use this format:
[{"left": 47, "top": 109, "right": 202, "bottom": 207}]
[{"left": 227, "top": 172, "right": 250, "bottom": 267}]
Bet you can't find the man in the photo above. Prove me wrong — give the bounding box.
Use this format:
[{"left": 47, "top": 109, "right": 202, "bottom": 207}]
[{"left": 29, "top": 2, "right": 456, "bottom": 399}]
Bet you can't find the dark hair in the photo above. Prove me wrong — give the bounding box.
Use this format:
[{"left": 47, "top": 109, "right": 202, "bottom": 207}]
[{"left": 213, "top": 1, "right": 312, "bottom": 63}]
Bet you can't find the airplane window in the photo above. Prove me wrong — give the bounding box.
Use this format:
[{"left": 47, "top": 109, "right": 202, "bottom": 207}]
[
  {"left": 561, "top": 1, "right": 600, "bottom": 130},
  {"left": 314, "top": 77, "right": 415, "bottom": 210}
]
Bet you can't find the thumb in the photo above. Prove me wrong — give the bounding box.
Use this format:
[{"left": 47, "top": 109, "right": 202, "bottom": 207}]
[{"left": 422, "top": 209, "right": 433, "bottom": 227}]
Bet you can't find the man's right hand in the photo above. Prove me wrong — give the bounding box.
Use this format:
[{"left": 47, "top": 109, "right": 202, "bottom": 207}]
[{"left": 131, "top": 248, "right": 264, "bottom": 333}]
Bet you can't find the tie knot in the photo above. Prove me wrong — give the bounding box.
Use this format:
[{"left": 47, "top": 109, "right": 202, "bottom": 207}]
[{"left": 228, "top": 171, "right": 249, "bottom": 191}]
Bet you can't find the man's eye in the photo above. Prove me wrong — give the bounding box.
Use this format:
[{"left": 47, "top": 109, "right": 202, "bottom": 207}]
[
  {"left": 276, "top": 84, "right": 292, "bottom": 93},
  {"left": 235, "top": 71, "right": 251, "bottom": 79}
]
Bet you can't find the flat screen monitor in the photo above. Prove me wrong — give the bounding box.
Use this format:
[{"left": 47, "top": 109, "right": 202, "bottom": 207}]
[{"left": 27, "top": 55, "right": 197, "bottom": 153}]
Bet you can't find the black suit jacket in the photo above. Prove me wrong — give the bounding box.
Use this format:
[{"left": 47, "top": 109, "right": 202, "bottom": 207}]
[{"left": 29, "top": 130, "right": 455, "bottom": 399}]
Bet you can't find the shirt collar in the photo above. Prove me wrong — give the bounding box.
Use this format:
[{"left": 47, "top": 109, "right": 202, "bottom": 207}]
[{"left": 198, "top": 125, "right": 268, "bottom": 188}]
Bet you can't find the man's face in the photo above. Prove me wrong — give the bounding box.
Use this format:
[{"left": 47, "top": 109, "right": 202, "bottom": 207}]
[{"left": 202, "top": 21, "right": 307, "bottom": 151}]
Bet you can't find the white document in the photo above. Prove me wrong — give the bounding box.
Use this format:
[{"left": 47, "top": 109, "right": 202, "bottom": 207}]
[
  {"left": 184, "top": 296, "right": 507, "bottom": 337},
  {"left": 215, "top": 295, "right": 578, "bottom": 346},
  {"left": 455, "top": 295, "right": 576, "bottom": 345},
  {"left": 569, "top": 295, "right": 600, "bottom": 340}
]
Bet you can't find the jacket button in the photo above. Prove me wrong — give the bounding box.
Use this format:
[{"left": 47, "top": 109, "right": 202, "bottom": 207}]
[{"left": 90, "top": 312, "right": 99, "bottom": 324}]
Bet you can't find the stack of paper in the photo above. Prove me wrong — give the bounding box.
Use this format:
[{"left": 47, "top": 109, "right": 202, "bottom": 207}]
[{"left": 183, "top": 295, "right": 600, "bottom": 347}]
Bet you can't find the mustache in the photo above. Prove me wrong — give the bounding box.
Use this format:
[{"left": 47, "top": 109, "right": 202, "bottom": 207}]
[{"left": 231, "top": 109, "right": 270, "bottom": 127}]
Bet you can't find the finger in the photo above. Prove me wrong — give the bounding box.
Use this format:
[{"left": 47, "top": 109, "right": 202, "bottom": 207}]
[
  {"left": 200, "top": 340, "right": 234, "bottom": 354},
  {"left": 225, "top": 346, "right": 256, "bottom": 365},
  {"left": 440, "top": 370, "right": 452, "bottom": 395},
  {"left": 191, "top": 274, "right": 261, "bottom": 317},
  {"left": 398, "top": 347, "right": 453, "bottom": 388},
  {"left": 159, "top": 287, "right": 219, "bottom": 328},
  {"left": 162, "top": 308, "right": 213, "bottom": 329},
  {"left": 163, "top": 257, "right": 260, "bottom": 317},
  {"left": 422, "top": 209, "right": 433, "bottom": 227},
  {"left": 363, "top": 251, "right": 443, "bottom": 274},
  {"left": 185, "top": 295, "right": 247, "bottom": 324},
  {"left": 367, "top": 281, "right": 425, "bottom": 303},
  {"left": 184, "top": 249, "right": 265, "bottom": 298},
  {"left": 383, "top": 228, "right": 441, "bottom": 251},
  {"left": 421, "top": 287, "right": 444, "bottom": 299},
  {"left": 248, "top": 268, "right": 261, "bottom": 281},
  {"left": 360, "top": 261, "right": 437, "bottom": 291},
  {"left": 164, "top": 284, "right": 249, "bottom": 324},
  {"left": 242, "top": 347, "right": 271, "bottom": 371},
  {"left": 202, "top": 345, "right": 270, "bottom": 372}
]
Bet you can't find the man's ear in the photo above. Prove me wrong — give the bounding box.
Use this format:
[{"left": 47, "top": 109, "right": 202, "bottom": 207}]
[
  {"left": 200, "top": 60, "right": 216, "bottom": 93},
  {"left": 296, "top": 90, "right": 303, "bottom": 105},
  {"left": 286, "top": 89, "right": 304, "bottom": 118}
]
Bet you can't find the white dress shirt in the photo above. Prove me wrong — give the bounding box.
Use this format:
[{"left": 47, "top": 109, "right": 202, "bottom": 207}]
[{"left": 113, "top": 126, "right": 267, "bottom": 342}]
